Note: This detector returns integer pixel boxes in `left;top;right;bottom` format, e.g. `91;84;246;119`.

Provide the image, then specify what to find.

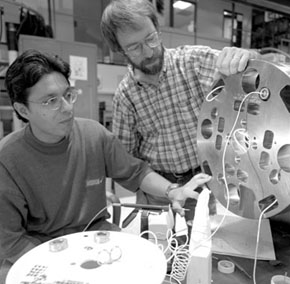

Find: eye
44;97;58;105
126;43;140;52
64;91;73;100
147;34;156;41
146;33;158;44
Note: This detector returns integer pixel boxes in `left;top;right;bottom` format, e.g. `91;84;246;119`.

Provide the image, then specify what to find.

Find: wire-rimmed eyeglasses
123;31;161;58
27;87;80;111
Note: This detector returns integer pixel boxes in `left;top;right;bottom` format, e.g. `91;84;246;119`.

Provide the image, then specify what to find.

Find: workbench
212;218;290;283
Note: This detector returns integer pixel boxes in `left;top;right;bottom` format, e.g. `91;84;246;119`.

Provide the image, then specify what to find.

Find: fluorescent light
173;1;192;10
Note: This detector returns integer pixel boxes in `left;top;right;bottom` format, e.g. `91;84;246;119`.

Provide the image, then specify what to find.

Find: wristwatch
165;183;180;199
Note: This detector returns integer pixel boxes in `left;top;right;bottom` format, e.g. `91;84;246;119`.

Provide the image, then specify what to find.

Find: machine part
217;260;235;274
197;59;290;219
94;231;110;244
49;237;68;252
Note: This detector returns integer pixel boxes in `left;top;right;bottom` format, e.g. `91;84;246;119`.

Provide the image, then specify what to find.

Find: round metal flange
197;59;290;219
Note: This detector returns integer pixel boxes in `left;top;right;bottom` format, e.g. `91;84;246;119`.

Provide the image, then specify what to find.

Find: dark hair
101;0;159;53
5;49;71;122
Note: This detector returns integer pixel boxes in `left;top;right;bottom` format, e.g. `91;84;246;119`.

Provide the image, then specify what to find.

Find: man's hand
216;47;260;76
169;173;211;216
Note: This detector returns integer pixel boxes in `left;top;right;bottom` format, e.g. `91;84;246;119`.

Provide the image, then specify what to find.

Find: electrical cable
194;90;261;251
83;86;267;283
82;204;110;232
242;91;279;284
140;226;191;283
233;128;250;153
252;199;278;284
145;87;260;283
205;85;280;283
205;85;225;102
259;47;290;61
139;230;159;245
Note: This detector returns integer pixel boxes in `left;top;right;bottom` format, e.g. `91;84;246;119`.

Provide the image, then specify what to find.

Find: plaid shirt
112;45;220;173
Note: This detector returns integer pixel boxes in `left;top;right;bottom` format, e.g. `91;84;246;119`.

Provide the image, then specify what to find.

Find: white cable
170;245;191;282
139;230;159;245
205;85;225;102
191;91;261;250
260;47;290;61
82;205;110;232
163;275;182;284
252;199;278;284
163;229;179;261
208;89;278;284
233;128;250;153
161;90;263;281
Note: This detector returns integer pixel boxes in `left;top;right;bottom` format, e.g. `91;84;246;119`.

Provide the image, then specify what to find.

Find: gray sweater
0;117;150;261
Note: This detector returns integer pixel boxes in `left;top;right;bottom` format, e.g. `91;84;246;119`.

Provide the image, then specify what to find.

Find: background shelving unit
0;57;12;139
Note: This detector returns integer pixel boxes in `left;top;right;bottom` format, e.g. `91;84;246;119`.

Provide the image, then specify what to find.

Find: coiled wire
170;244;191;282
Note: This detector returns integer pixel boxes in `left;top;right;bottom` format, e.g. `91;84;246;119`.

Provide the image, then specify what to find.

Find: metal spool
197;59;290;219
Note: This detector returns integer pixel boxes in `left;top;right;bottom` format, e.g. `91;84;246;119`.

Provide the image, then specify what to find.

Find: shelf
0;106;13;111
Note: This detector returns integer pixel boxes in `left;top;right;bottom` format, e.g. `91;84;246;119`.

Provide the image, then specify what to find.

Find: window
223;10;243;47
251;9;290;50
173;0;196;33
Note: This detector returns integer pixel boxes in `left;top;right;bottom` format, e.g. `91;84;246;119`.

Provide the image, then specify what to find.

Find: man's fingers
216;47;258;76
186;190;200;200
171;201;185;217
238;53;249;72
191;173;212;185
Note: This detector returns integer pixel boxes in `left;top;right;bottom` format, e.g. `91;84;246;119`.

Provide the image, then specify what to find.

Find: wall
97;63;127;116
161;27;195;48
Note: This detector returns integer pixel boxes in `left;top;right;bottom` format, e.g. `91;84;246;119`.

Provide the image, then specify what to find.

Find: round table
6;231;167;284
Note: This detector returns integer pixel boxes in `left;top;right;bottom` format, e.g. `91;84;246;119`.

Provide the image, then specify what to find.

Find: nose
60;97;73;112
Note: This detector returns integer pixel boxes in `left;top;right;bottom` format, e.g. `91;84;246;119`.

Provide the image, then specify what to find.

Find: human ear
13;102;29;120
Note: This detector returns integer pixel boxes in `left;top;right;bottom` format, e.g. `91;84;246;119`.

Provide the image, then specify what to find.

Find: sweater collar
24;124;70;154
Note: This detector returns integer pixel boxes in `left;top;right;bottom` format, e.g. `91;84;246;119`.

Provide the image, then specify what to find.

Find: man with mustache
100;0;260;237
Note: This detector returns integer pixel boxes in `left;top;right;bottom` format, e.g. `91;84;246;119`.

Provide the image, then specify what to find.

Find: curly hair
101;0;159;53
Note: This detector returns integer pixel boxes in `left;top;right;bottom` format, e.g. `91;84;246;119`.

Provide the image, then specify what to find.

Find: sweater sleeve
0;163;42;262
102;129;152;191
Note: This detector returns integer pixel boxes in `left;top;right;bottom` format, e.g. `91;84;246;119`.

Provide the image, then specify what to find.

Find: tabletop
6;230;167;284
211;218;290;284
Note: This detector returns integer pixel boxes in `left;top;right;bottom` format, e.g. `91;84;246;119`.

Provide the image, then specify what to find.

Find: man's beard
128;45;164;75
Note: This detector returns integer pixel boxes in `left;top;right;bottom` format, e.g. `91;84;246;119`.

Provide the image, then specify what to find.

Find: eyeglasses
28;87;80;111
123;31;161;57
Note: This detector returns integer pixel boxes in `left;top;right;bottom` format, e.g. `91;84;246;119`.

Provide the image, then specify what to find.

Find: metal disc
197;59;290;219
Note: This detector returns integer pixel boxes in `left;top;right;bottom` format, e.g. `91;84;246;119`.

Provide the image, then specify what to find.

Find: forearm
139;171;171;199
